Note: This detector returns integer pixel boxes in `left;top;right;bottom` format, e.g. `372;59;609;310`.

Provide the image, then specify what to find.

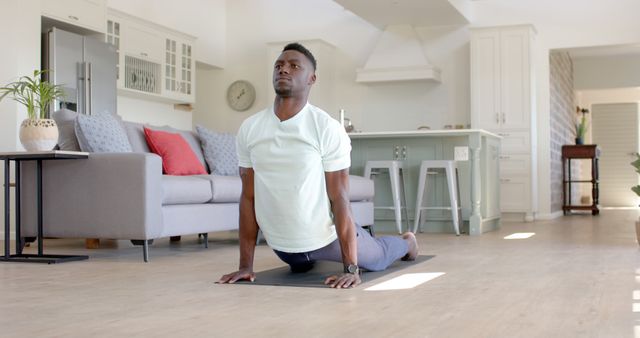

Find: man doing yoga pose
217;43;418;288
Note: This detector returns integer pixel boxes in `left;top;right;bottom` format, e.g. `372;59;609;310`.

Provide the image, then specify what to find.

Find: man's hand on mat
324;273;361;289
217;268;256;284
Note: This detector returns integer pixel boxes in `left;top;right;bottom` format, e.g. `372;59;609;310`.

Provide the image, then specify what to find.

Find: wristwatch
344;264;360;275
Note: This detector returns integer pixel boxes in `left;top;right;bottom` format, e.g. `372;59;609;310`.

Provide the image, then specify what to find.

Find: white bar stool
413;160;462;235
364;160;409;234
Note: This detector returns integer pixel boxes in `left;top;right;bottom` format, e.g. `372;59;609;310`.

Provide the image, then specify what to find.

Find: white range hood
335;0;472;83
356;24;441;83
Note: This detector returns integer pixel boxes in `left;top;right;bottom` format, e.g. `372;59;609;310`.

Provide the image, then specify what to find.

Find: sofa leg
170;236;181;242
201;233;208;248
85;238;100;249
143;241;149;262
130;239;153;262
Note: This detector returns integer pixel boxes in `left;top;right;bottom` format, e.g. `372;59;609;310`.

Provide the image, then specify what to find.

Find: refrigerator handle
84;62;91;115
87;62;93;116
77;62;85;115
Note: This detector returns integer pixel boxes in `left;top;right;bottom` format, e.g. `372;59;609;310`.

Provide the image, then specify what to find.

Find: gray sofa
19;121;375;261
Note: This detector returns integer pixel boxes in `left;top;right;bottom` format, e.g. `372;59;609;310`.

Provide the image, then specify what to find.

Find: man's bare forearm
238;194;258;270
331;196;358;266
326;169;358;267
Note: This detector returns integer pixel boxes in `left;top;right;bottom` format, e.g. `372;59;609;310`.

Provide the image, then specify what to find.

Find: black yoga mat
233;255;435;288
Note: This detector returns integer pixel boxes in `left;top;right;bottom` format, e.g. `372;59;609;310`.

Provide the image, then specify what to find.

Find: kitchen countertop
347;129;502;139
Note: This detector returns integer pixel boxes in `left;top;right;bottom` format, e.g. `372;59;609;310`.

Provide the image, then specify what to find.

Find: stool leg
413;164;428;233
446;164;460;236
399;168;410;233
364;164;373;179
389;163;403;234
456;168;463;234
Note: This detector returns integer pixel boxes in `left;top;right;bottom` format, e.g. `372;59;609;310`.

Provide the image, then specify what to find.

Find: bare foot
401;232;419;261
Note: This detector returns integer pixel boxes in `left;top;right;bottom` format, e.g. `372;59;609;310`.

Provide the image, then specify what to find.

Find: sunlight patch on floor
504;233;535;239
364;273;445;291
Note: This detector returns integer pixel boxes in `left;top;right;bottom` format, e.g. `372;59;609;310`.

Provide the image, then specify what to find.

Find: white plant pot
19;118;59;151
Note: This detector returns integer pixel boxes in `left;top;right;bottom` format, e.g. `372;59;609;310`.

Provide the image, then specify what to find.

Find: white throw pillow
74;111;132;153
196;125;239;176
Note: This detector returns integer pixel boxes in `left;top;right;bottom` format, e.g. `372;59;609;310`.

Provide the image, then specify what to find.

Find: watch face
345;264;359;274
227;80;256;112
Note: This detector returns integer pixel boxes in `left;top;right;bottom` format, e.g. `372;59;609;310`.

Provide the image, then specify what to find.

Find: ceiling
334;0;470;29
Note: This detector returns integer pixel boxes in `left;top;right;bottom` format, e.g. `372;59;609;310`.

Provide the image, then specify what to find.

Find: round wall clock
226;80;256;112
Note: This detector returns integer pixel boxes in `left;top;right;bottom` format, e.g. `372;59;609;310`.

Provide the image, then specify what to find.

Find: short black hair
282;42;317;71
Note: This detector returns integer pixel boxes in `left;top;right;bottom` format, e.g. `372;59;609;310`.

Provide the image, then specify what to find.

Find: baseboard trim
535;211;564;220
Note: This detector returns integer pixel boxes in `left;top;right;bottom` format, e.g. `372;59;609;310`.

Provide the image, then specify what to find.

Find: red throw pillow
143;127;207;175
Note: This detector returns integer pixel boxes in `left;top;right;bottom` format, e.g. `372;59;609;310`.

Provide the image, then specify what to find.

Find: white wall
471;0;640;219
192;0;640;218
0;0;41;237
193;0;471;135
117;95;192;130
574;54;640;90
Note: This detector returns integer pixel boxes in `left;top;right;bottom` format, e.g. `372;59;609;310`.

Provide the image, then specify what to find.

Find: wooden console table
562;145;600;215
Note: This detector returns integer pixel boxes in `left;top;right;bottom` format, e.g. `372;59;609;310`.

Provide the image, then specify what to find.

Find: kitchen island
349;130;501;235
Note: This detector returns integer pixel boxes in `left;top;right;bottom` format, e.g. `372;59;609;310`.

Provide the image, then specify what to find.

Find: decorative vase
575;137;584;145
19;118;59;151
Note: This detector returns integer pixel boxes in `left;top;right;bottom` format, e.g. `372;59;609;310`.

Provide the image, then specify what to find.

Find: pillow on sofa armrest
144;127;207;175
52;108;81;151
75;111;133;153
196;125;239;176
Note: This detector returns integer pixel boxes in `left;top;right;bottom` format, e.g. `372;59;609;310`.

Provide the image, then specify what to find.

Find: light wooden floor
1;209;639;338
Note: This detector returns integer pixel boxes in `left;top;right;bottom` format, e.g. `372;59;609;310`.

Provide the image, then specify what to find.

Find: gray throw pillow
52;108;80;151
75;111;133;153
196;125;239;176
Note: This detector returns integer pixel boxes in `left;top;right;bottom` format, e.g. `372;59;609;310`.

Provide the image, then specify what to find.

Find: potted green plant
631;153;640;245
575;107;589;145
0;69;65;151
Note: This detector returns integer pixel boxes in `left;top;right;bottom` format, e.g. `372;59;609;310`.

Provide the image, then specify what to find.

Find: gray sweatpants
273;225;409;272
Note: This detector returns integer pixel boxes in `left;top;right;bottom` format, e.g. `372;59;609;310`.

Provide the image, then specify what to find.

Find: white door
591;103;640;207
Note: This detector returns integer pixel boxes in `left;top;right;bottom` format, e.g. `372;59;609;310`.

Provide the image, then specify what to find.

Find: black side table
1;150;90;263
561;145;600;215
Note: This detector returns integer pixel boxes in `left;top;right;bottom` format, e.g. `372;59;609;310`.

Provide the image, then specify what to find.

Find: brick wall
549;52;579;212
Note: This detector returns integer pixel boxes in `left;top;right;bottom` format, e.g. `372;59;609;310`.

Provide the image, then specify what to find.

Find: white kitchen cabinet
164;35;195;103
122;21;164;63
106;17;122;87
471;25;536;220
106;9;195;103
471;25;534;131
41;0;106;33
500;175;531;212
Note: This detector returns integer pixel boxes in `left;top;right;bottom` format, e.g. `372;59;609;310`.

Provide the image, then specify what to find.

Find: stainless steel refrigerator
43;27;117;116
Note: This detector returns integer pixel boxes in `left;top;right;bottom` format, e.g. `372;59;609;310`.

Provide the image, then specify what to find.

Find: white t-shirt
236;103;351;253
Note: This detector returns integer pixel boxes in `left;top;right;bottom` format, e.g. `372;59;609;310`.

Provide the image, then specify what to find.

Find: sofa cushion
197;175;242;203
162;175;213;205
144;127;207;176
75;111;133;153
52;108;80;151
348;175;374;201
123;121;151;153
196;125;239;176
